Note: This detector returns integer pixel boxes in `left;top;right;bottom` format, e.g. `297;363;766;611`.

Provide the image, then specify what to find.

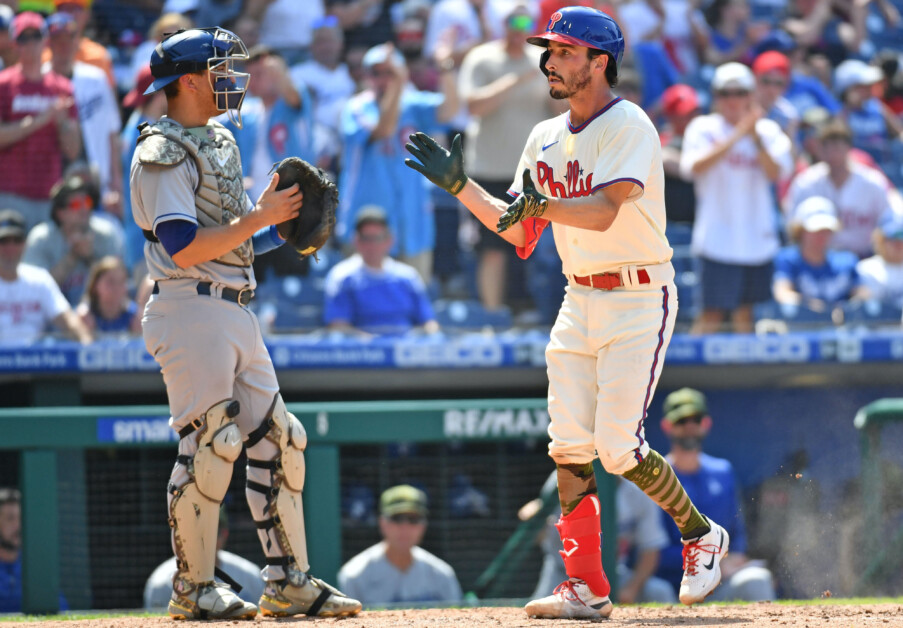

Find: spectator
143;506;264;609
659;84;699;225
45;12;123;220
325;0;397;51
337;42;458;281
656;389;777;602
75;255;141;336
523;471;677;605
290;16;356;143
127;12;194;100
834;59;903;163
856;212;903;309
618;0;710;78
0;488;69;613
23;174;124;305
232;47;316;204
680;62;793;334
337;485;462;606
0;12;81;231
875;49;903;116
785;117;894;258
250;0;324;65
457;3;552;312
0;209;91;346
44;0;116;87
324;206;438;337
0;6;15;71
703;0;771;66
773;196;866;314
120;64;167;283
752;51;800;145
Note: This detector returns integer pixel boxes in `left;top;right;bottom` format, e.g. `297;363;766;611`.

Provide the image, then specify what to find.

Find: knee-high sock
622;449;709;539
556;462;596;516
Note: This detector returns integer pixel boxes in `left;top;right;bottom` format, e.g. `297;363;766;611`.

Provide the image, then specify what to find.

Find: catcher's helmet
527;6;625;68
145;27;250;127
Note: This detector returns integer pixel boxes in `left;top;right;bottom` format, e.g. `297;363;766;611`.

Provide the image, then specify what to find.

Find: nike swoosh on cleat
703;530;724;570
542;141;559;151
590;601;611;610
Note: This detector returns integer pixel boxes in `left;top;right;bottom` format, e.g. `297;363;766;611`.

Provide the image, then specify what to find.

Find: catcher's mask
145;27;250;128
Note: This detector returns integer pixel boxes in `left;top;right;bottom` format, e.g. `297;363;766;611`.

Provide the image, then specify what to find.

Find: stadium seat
434;299;513;330
840;300;903;327
753;300;836;329
666;222;693;247
671;254;699;322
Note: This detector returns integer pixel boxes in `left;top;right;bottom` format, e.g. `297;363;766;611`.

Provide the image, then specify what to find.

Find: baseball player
129;27;361;620
405;7;729;619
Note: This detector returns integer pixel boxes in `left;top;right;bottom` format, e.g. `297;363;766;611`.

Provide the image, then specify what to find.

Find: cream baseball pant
545;280;678;475
142;279;288;577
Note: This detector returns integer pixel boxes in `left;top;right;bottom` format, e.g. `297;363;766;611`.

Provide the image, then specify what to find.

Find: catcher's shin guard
168;399;245;612
556;494;611;598
245;394;310;575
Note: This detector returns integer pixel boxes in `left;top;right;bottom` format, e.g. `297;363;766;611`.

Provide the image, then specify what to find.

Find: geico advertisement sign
78;342;159;370
394;341;503;367
702;336;812;363
443;407;549;438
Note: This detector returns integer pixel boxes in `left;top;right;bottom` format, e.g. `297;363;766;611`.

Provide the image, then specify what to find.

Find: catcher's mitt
272;157;337;260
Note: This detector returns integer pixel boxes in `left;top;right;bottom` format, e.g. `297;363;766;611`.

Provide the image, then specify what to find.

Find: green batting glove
404;132;468;196
497;169;548;233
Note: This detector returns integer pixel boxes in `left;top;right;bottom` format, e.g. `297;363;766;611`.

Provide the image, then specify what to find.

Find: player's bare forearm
457;180;526;247
171;211;268;268
541;181;633;232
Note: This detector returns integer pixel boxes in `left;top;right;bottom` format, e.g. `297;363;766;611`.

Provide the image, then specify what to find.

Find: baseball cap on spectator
362;42;406;70
663;388;708;424
793;196;840;233
380;485;428;517
162;0;200;14
0;210;27;240
834;59;882;94
752;51;790;78
355;205;389;232
817;117;853;144
124;65;155;109
0;6;14;34
47;12;77;36
11;12;47;40
880;212;903;240
661;84;699;116
54;0;91;7
711;62;755;92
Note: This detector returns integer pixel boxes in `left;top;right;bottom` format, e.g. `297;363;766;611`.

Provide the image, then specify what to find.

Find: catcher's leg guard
244;394;361;617
168;399;257;620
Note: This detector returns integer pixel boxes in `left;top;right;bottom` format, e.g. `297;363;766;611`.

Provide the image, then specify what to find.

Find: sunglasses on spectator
66;195;94;212
16;31;44;44
672;415;704;427
358;233;389;243
508;15;535;32
0;236;25;245
759;77;787;87
716;89;750;98
388;513;425;525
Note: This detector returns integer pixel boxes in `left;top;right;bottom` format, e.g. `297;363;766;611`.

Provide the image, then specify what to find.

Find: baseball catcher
271;157;336;260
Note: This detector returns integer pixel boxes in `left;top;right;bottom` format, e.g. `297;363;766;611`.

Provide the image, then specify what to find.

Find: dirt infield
12;603;903;627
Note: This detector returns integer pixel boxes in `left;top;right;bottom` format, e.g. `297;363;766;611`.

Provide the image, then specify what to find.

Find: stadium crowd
0;0;902;344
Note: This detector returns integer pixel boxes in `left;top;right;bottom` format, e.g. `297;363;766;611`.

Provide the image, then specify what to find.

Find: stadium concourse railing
0;399;618;615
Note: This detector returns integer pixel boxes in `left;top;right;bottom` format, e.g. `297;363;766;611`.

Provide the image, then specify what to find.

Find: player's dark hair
0;488;21;508
163;79;181;98
588;49;618;88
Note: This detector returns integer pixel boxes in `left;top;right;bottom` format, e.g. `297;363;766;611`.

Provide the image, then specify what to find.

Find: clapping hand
497;169;548;233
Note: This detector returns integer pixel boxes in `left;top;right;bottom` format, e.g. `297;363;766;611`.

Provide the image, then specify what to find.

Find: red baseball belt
572;269;651;290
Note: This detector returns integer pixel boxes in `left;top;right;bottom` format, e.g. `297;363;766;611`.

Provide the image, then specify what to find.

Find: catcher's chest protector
138;119;253;267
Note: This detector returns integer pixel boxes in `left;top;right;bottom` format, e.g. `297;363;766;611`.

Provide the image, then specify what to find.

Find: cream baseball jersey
506;97;672;275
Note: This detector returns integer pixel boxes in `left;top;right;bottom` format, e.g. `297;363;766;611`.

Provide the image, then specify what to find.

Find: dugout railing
0;399;618;615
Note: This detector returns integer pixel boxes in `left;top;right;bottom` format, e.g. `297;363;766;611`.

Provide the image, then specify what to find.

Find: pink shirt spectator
0;65;77;200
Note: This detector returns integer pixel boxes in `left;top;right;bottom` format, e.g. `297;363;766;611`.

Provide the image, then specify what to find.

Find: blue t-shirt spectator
656;453;747;592
324;254;436;336
338;88;446;258
0;556;68;613
773;245;861;304
785;74;841;117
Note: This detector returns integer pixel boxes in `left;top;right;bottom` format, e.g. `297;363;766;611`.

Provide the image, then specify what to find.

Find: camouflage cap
380;485;427;517
662;388;708;424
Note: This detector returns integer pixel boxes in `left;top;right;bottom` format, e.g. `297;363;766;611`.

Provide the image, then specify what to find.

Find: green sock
622;450;709;539
556;462;597;516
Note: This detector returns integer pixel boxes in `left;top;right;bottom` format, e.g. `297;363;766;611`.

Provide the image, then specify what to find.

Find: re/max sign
443;408;549;438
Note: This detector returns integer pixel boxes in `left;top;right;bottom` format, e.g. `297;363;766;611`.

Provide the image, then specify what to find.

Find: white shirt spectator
856;255;903;308
290;60;355;134
258;0;324;53
0;263;71;346
618;0;708;75
785;161;894;258
681;113;793;265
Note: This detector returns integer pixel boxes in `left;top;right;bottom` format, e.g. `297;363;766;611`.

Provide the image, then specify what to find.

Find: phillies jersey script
507;97;672;275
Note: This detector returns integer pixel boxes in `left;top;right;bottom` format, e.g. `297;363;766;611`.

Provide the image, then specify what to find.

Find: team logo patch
548;11;562;30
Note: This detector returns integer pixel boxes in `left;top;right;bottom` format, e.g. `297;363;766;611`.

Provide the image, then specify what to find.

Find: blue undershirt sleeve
155;219;198;257
252;224;285;255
